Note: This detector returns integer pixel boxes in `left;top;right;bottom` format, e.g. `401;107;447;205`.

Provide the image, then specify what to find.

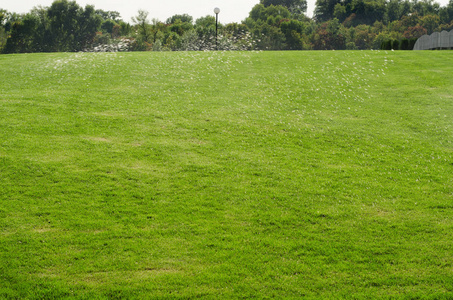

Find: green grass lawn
0;50;452;299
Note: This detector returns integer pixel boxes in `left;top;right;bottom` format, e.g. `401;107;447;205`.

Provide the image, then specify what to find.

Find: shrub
392;39;400;50
408;38;417;50
346;41;358;49
400;38;409;50
381;40;392;50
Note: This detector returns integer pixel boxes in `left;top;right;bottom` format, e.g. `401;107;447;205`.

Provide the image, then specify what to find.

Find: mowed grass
0;50;452;298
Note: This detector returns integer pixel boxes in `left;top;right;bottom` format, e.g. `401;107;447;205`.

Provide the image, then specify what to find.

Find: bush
408;38;417;50
400;38;409;50
392;39;400;50
381;40;392;50
152;39;162;51
346;41;358;50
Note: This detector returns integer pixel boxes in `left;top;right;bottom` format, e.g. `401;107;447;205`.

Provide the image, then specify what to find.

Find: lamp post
214;7;220;50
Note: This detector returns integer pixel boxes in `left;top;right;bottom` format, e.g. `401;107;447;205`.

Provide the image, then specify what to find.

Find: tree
29;6;52;52
166;14;193;24
47;0;101;52
101;19;118;35
333;3;348;22
387;0;407;22
438;0;453;23
280;19;307;49
3;0;102;53
412;0;440;16
248;4;292;22
252;23;287;49
95;9;121;23
418;14;440;33
260;0;308;15
3;15;38;53
403;25;427;38
119;21;132;36
348;0;387;25
132;9;152;48
76;4;102;50
0;9;9;50
350;24;375;49
194;16;217;50
48;0;80;51
3;7;52;53
314;0;341;22
312;18;346;49
0;9;7;26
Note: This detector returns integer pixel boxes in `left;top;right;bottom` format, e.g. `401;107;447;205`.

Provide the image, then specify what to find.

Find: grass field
0;50;452;298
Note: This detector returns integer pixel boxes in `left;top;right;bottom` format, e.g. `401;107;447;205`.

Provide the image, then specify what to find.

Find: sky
3;0;316;23
1;0;451;24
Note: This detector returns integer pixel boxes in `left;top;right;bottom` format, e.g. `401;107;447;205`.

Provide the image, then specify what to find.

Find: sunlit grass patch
0;50;452;298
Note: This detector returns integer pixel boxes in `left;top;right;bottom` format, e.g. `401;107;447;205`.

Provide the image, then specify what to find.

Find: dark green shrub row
381;38;417;50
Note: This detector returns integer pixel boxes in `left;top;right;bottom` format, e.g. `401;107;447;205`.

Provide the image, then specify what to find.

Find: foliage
419;14;441;33
260;0;308;15
1;0;453;53
47;0;101;52
312;18;346;49
381;38;392;49
399;37;409;49
2;0;102;53
95;9;121;23
131;9;152;48
314;0;339;22
280;19;307;49
403;25;428;39
166;14;193;25
0;9;7;49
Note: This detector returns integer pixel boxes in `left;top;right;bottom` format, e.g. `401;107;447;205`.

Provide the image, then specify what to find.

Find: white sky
4;0;309;23
1;0;450;24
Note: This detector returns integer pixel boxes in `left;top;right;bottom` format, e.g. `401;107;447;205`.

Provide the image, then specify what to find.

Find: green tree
47;0;101;51
351;24;375;49
48;0;80;51
252;23;287;49
260;0;308;15
387;0;410;22
95;9;121;23
418;14;440;33
349;0;387;25
132;9;152;49
438;0;453;23
166;14;193;24
314;0;341;22
0;9;9;50
412;0;440;16
194;16;217;50
312;18;346;49
29;6;52;52
74;4;102;51
247;4;291;22
280;19;307;49
403;25;427;38
119;21;132;36
3;14;38;53
195;15;216;28
333;3;347;21
101;19;118;35
169;19;193;36
3;6;54;53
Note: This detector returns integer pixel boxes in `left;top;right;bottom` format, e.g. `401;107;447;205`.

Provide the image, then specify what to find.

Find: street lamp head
214;7;220;14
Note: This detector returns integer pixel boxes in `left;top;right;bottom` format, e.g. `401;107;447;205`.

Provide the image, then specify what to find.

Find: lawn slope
0;50;452;298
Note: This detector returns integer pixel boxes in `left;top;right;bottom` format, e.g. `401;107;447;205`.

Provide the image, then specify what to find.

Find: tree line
1;0;453;53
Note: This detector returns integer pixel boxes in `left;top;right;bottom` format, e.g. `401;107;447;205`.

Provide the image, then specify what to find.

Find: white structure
414;29;453;50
